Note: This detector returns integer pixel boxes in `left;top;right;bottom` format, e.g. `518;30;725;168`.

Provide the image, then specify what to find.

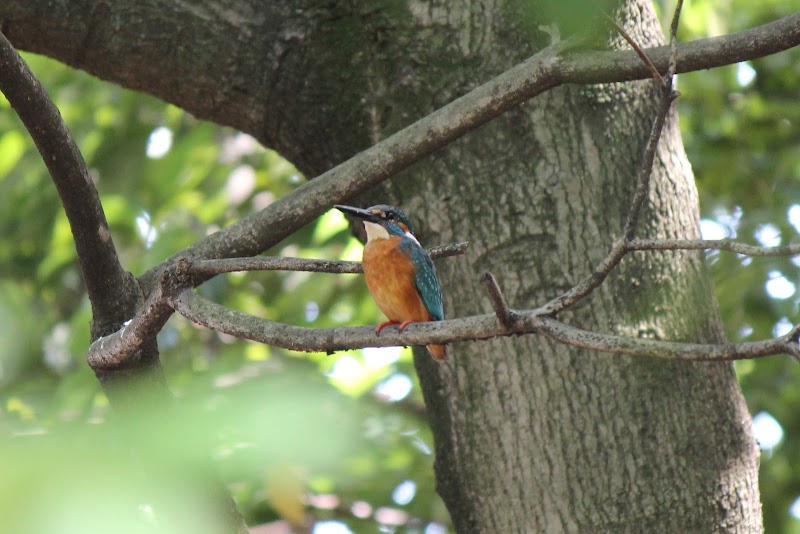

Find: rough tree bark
2;0;763;531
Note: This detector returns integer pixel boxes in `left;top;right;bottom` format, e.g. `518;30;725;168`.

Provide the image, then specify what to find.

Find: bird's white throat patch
364;221;390;241
363;221;420;245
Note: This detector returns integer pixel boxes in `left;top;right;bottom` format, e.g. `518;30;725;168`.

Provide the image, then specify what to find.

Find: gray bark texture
2;0;763;532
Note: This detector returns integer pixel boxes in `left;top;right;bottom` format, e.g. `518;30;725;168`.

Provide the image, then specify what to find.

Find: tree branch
482;272;515;329
624;0;682;240
6;4;796;146
137;12;800;292
92;225;800;369
622;89;679;240
563;10;799;84
627;239;800;256
87;241;468;369
184;242;469;277
86;277;175;370
606;16;665;87
0;30;137;334
167;286;798;362
668;0;686;76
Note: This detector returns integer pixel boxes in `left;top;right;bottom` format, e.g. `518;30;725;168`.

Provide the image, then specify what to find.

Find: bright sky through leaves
145;126;173;159
752;411;784;451
736;62;757;87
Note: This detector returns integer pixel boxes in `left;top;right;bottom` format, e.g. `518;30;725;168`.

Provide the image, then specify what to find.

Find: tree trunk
3;0;762;531
335;3;762;530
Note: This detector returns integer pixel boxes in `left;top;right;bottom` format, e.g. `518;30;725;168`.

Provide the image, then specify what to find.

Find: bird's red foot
375;320;401;334
397;320;414;332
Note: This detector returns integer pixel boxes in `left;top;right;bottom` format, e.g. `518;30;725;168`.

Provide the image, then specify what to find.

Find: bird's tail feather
426;344;448;361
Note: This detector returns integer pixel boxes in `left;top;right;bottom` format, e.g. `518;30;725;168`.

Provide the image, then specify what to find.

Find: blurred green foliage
1;1;799;532
0;52;442;533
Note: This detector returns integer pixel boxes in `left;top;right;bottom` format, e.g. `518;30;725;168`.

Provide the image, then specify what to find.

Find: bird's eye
386;212;396;221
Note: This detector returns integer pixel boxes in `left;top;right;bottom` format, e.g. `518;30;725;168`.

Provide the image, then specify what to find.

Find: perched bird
335;204;447;360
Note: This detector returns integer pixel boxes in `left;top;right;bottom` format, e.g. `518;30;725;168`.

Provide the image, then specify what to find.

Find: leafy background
676;1;800;532
1;0;799;532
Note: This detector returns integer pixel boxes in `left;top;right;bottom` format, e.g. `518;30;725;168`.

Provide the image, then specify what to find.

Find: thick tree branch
139;37;569;290
0;30;171;399
5;4;797;147
0;30;137;333
136;12;800;292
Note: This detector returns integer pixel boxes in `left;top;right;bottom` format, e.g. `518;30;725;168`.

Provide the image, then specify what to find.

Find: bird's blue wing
399;239;444;321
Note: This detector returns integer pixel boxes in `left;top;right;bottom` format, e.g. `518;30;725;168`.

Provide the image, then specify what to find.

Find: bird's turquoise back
398;239;444;322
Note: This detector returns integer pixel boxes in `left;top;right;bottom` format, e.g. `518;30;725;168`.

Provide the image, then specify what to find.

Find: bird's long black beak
334;204;379;222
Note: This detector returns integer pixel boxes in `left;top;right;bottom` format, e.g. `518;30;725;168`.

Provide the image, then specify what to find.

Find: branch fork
482;272;517;330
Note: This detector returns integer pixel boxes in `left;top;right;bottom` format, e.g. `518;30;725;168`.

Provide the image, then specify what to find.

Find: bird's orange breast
362;237;431;323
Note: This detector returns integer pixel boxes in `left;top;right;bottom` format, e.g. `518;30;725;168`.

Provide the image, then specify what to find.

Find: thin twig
532;315;789;362
482;272;514;329
185;242;469;277
181;237;800;282
429;242;470;260
783;342;800;361
190;257;363;276
624;0;685;242
538;239;628;315
540;83;678;316
668;0;685;77
606;16;665;86
627;239;800;256
622;88;678;241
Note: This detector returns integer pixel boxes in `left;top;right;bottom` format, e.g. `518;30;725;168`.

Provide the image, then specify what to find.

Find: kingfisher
335;204;447;360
